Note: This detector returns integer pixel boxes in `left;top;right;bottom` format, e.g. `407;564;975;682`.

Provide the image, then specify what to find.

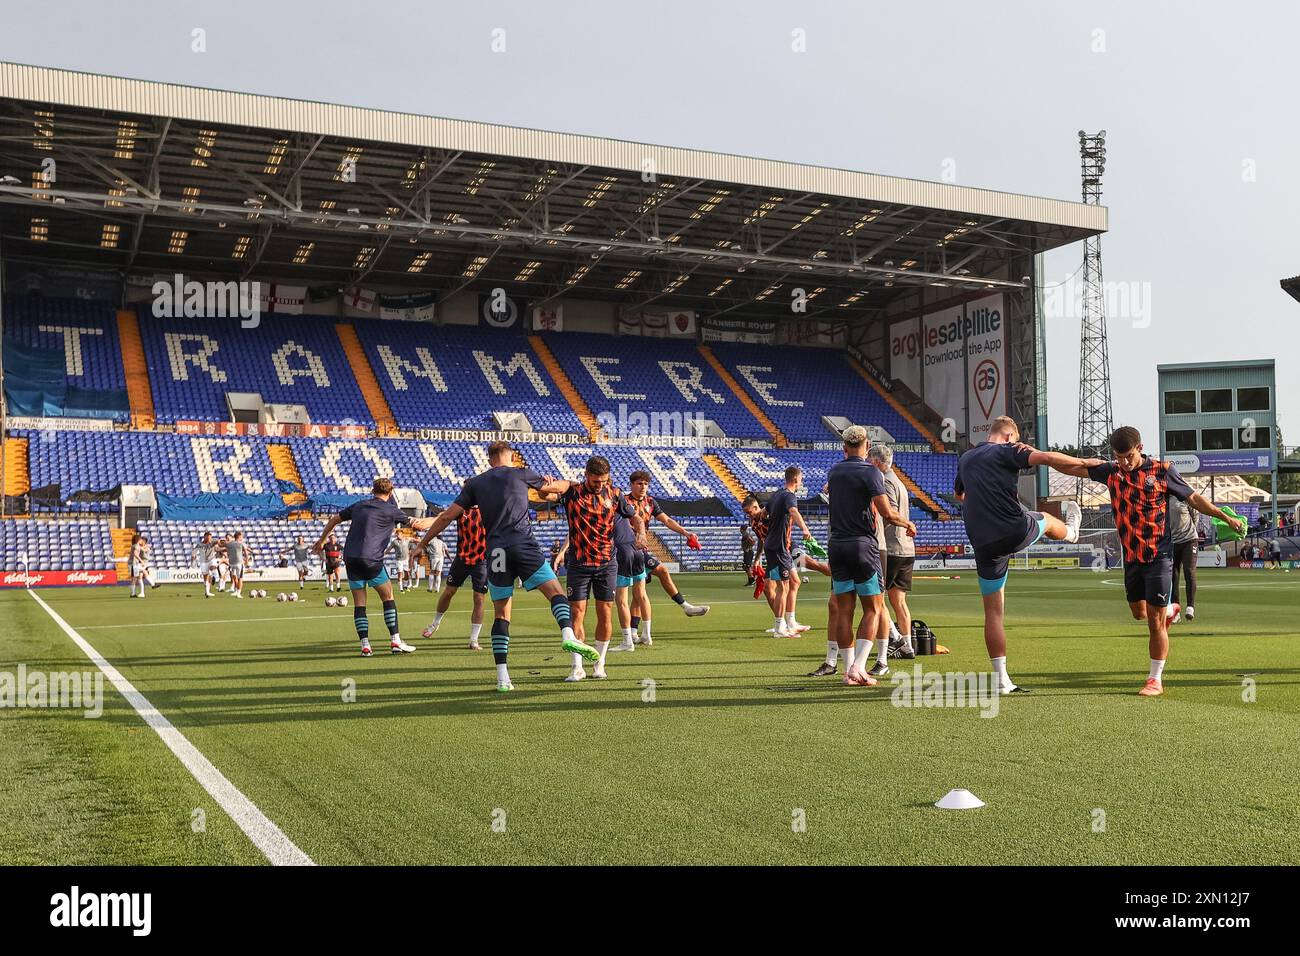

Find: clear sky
2;0;1296;447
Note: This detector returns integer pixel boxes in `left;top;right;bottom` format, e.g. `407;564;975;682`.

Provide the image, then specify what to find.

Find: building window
1200;388;1232;413
1165;429;1198;452
1201;427;1234;450
1164;390;1196;415
1240;425;1271;449
1237;386;1270;411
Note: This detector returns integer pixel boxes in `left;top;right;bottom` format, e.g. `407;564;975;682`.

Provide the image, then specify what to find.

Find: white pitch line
27;590;314;867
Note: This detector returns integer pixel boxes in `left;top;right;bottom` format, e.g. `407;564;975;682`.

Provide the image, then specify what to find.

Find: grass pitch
2;569;1297;866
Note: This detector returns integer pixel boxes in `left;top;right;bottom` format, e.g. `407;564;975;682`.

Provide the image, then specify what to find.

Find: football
337;595;348;607
276;593;287;603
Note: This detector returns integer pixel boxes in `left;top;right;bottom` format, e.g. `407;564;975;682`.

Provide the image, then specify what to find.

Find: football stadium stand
137;310;374;426
19;431;280;509
706;341;927;444
354;321;587;434
0;518;115;571
2;295;131;422
543;333;770;442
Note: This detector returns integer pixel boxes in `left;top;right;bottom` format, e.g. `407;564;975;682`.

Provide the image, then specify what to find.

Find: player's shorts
641;550;661;573
884;554;915;592
1124;557;1174;606
616;543;646;588
764;545;794;581
567;559;618;602
324;558;342;574
206;558;222;575
345;557;389;590
487;538;556;601
972;511;1047;595
227;562;245;579
447;556;488;594
828;537;883;596
295;561;311;576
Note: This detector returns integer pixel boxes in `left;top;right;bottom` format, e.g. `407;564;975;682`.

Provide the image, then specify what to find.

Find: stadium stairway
702;452;748;502
845;353;944;451
267;443;311;517
335;324;398;436
645;529;675;565
3;436;30;501
116;309;156;429
527;335;602;441
696;345;787;448
891;462;950;519
110;526;134;582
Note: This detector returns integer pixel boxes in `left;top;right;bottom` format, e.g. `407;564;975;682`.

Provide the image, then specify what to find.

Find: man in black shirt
314;477;435;657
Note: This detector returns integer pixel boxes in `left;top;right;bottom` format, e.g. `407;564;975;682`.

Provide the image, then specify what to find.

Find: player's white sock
889;622;902;641
571;651;584;669
875;637;888;665
839;645;856;670
641;620;651;642
1149;659;1167;681
469;622;483;642
775;616;785;632
784;612;796;629
623;626;635;643
496;663;510;683
204;581;211;596
596;640;609;664
855;637;868;660
825;640;838;665
561;625;577;644
991;656;1013;691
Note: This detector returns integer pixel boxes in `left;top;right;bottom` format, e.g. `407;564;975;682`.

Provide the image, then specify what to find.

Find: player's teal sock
549;594;572;631
631;615;641;631
671;593;686;605
353;606;369;641
491;619;510;664
382;599;398;637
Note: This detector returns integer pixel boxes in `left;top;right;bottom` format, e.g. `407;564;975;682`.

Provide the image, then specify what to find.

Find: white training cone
935;789;985;810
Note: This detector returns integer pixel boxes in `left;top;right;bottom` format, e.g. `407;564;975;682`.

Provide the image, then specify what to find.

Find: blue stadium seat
355;321;585;433
137;310;373;425
706;341;925;443
543;333;768;440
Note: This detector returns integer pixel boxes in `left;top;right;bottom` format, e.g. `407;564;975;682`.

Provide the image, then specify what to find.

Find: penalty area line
27;589;314;866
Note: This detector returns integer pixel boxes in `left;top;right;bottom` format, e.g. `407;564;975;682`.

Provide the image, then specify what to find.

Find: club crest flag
532;304;563;332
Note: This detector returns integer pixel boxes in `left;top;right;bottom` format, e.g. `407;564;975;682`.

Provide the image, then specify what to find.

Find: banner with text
889;293;1007;442
700;317;776;345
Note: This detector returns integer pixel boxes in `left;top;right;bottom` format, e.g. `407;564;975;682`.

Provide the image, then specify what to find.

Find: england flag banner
257;283;307;314
344;287;378;313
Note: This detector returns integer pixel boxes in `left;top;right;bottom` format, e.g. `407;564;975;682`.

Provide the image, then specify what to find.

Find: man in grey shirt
1167;495;1199;622
281;535;313;591
869;443;916;658
388;533;413;593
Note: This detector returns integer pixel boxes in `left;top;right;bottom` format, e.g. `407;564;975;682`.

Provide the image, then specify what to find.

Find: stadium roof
1282;275;1300;305
0;62;1106;320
